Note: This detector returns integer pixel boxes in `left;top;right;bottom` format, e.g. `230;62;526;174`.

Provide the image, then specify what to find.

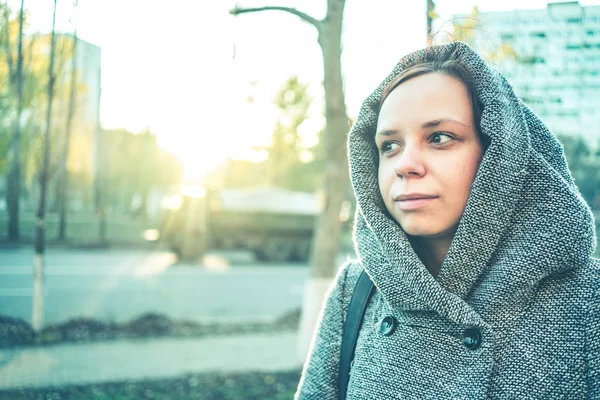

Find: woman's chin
402;223;458;240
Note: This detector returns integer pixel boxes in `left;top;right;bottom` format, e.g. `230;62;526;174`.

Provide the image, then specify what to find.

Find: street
0;247;324;326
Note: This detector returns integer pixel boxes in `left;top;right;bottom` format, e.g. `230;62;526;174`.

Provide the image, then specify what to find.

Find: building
67;34;102;136
455;1;600;145
34;33;102;211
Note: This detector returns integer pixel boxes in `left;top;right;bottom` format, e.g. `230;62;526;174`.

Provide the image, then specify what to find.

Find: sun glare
153;95;279;182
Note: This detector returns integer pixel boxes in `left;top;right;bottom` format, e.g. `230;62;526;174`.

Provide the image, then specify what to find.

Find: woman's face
376;72;484;240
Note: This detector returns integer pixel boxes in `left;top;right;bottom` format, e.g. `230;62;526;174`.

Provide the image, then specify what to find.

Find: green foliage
267;76;314;188
0;127;9;174
1;3;102;212
103;128;183;212
450;8;516;64
209;76;324;192
451;6;479;44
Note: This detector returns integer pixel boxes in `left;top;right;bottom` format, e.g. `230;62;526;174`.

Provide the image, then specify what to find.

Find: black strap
338;269;376;400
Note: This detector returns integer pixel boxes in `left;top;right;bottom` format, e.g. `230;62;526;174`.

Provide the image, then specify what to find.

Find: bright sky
11;0;600;179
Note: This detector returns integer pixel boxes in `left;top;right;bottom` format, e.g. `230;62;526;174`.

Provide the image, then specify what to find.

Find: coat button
462;327;482;350
379;316;397;336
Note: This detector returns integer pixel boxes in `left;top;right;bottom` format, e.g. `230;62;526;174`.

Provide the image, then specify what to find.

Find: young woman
295;42;599;399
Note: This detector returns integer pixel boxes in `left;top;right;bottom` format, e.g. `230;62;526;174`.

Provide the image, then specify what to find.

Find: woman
295;42;599;399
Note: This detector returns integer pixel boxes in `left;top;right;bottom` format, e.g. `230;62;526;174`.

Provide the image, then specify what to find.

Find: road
0;246;344;326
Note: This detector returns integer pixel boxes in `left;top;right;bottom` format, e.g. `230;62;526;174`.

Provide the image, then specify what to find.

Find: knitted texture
295;42;599;399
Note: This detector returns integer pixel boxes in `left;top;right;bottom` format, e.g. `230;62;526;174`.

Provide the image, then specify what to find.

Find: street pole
32;0;58;332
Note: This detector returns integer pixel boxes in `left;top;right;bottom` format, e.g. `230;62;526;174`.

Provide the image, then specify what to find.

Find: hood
348;42;596;326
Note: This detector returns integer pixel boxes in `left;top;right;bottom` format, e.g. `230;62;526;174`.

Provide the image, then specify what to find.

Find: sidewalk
0;331;301;390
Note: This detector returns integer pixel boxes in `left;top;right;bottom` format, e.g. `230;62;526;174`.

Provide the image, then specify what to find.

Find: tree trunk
229;0;350;362
298;0;349;361
58;26;79;241
312;0;348;279
32;0;58;332
94;69;106;244
6;0;25;241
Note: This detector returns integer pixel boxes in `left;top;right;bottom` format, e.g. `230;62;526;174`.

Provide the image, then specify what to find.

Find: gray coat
295;42;600;399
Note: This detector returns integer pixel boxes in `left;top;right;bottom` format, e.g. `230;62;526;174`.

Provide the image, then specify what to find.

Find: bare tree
58;0;79;241
94;70;106;244
5;0;25;241
230;0;350;360
32;0;58;332
427;0;435;43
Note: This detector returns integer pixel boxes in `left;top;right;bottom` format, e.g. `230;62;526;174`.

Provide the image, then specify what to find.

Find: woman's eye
380;141;398;154
430;132;453;145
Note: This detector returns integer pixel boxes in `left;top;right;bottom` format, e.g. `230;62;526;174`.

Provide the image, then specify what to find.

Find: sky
10;0;600;179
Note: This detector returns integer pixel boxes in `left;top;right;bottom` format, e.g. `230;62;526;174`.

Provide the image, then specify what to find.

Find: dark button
462;327;482;350
379;316;397;336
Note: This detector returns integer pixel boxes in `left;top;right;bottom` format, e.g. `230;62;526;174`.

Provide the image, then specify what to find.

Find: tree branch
230;6;321;30
2;7;15;87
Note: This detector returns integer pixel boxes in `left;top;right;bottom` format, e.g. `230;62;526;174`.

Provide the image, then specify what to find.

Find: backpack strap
338;268;376;400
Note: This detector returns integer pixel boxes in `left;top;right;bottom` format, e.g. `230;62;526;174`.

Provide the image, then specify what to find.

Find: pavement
0;247;312;325
0;247;351;392
0;331;302;390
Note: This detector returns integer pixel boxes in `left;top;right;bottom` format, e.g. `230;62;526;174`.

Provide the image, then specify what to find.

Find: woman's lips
395;196;438;211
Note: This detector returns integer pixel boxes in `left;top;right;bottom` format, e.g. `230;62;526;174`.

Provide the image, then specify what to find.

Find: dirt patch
0;309;301;348
0;369;302;400
0;316;35;347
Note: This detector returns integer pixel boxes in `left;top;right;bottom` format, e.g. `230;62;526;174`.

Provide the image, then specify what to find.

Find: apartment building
457;1;600;145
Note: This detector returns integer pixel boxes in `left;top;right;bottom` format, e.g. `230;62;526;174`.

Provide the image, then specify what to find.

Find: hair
378;53;490;150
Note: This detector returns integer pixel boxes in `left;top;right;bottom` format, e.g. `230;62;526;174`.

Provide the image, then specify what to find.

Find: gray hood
348;42;596;326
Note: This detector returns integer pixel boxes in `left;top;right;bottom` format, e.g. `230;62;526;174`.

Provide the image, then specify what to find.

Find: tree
3;0;25;241
102;128;183;213
205;77;322;192
426;0;438;44
32;0;57;332
26;33;82;193
231;0;350;360
451;6;479;44
451;7;516;64
558;135;600;210
2;5;82;220
57;0;79;241
265;75;323;190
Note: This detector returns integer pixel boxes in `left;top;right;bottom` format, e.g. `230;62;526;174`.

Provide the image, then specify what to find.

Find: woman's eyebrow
375;129;399;137
376;118;469;137
422;117;468;129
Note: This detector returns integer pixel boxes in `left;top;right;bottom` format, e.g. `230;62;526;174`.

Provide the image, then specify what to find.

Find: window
585;15;600;24
521;56;546;65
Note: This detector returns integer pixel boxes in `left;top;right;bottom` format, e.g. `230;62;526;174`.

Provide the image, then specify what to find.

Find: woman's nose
393;146;425;178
